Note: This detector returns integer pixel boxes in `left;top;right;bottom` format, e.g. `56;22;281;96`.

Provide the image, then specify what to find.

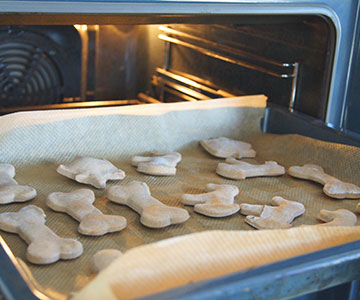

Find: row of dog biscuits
1;136;360;265
0;164;83;264
199;137;360;228
56;153;182;190
201;137;360;199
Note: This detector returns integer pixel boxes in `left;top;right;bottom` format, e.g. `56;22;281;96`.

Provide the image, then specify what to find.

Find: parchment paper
0;95;360;298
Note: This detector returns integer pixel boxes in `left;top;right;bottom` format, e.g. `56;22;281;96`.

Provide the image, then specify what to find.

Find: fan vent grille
0;41;63;107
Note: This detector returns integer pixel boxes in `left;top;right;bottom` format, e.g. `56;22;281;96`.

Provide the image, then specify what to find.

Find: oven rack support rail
158;25;299;109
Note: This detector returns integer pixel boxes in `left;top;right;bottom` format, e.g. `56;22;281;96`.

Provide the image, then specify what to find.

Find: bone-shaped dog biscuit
107;181;189;228
317;209;357;226
0;164;37;204
240;196;305;229
217;159;285;180
57;156;125;189
181;184;240;217
131;152;182;176
200;137;256;159
47;189;127;236
92;249;123;273
0;205;83;264
288;164;360;199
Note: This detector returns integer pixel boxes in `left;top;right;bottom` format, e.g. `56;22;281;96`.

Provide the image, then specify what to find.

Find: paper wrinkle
0;95;266;133
74;227;360;300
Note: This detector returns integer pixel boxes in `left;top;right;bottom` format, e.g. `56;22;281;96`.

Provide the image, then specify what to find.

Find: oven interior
0;15;335;124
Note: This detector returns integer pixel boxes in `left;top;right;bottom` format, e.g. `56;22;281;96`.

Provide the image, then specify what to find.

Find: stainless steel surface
157;33;294;79
289;62;299;111
0;100;141;114
159;25;292;71
156;68;237;99
155;76;207;100
137;92;161;103
0;237;50;300
163;86;198;102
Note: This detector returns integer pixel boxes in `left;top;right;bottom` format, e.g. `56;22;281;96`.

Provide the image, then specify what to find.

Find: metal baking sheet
0;95;360;299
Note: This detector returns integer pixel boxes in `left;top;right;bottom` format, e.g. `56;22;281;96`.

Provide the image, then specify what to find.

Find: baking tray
1;95;360;299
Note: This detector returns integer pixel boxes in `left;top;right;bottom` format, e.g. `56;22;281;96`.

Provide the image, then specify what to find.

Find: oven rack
148;68;239;102
158;25;299;109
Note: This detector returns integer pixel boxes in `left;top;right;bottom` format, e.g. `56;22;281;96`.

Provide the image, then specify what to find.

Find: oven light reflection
74;24;88;31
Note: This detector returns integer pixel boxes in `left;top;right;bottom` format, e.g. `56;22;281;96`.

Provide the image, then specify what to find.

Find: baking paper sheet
0;95;360;298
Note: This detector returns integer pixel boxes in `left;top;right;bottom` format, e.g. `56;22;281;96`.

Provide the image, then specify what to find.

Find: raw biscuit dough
200;137;256;159
57;156;125;189
47;189;127;236
0;163;37;204
288;164;360;199
0;205;83;264
131;152;181;176
240;196;305;229
107;181;189;228
217;159;285;180
181;183;240;217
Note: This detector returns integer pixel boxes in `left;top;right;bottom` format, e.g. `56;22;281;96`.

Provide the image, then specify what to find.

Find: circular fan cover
0;39;63;107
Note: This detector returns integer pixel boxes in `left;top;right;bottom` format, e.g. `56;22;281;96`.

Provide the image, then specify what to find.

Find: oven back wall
88;24;163;101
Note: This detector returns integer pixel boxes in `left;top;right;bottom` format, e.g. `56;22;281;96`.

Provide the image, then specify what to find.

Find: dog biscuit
217;159;285;180
241;196;305;229
0;205;83;264
288;164;360;199
47;189;127;236
317;209;357;226
107;181;189;228
0;164;37;204
181;183;240;217
200;137;256;159
131;152;181;176
57;156;125;189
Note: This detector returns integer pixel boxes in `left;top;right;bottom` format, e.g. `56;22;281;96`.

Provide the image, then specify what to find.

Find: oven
1;1;360;300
